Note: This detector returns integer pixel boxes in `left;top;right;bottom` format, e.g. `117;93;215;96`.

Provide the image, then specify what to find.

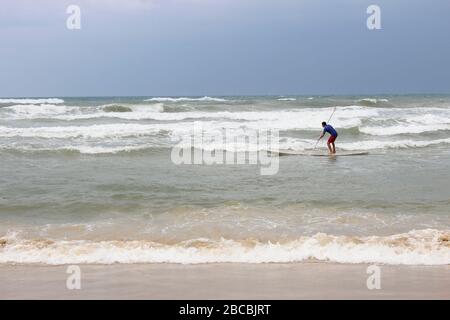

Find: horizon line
1;93;450;99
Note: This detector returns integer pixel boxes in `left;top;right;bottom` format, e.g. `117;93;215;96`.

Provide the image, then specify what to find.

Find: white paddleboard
269;149;369;157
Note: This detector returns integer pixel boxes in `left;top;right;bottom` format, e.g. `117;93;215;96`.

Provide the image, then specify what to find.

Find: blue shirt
323;124;338;137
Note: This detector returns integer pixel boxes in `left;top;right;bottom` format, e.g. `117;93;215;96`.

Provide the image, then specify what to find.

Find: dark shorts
328;135;337;144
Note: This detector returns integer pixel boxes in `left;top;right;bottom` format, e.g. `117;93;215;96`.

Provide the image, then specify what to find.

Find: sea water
0;95;449;264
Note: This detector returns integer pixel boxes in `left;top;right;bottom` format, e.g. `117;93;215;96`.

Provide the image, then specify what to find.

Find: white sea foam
145;96;228;102
406;113;450;125
2;106;376;129
277;98;297;101
210;137;450;153
0;229;448;265
338;138;450;150
0;98;64;104
1;123;449;153
360;123;450;136
1;103;165;120
0;114;364;139
358;98;389;104
3;136;448;154
195;136;450;153
7;104;449;134
2;104;80;118
53;145;151;154
54;110;363;124
0;123;166;139
1;103;449;152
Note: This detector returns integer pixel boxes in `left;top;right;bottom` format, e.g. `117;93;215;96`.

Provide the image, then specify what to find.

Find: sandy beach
2;0;450;302
1;263;448;300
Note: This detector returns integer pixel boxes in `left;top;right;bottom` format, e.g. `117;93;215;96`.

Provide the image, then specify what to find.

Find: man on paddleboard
318;122;338;154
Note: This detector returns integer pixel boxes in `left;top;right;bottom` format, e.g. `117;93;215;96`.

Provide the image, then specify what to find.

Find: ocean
0;95;449;265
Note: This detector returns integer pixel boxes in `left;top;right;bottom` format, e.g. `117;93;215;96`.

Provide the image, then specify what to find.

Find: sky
1;0;449;97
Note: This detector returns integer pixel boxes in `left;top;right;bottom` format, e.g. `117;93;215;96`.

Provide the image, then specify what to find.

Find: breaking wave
1;101;449;153
338;138;450;150
2;137;449;155
2;104;79;118
0;229;448;265
356;98;390;106
360;124;450;136
277;98;297;101
144;96;228;102
0;98;64;104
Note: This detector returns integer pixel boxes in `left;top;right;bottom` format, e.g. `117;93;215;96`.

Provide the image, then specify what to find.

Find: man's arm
318;132;324;140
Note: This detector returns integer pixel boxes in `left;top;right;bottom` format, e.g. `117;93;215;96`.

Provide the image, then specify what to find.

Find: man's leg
331;142;336;153
327;142;333;153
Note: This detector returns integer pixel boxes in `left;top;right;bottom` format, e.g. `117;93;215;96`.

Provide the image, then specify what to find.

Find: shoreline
1;262;449;299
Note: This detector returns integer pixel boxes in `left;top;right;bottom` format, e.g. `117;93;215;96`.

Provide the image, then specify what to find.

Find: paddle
313;106;337;150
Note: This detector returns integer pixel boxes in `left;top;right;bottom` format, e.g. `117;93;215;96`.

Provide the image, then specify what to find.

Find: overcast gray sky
1;0;449;97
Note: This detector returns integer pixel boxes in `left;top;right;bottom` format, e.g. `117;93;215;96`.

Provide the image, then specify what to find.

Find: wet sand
1;263;449;299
